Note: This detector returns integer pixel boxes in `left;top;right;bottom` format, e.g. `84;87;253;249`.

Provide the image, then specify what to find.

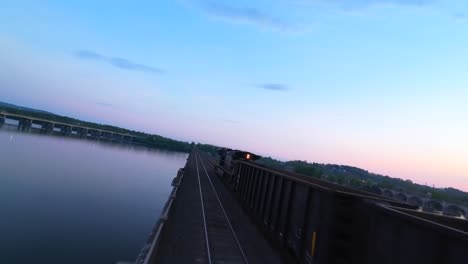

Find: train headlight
246;153;251;160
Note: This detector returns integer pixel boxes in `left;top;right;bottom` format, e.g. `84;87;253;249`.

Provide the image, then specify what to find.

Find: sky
1;0;468;191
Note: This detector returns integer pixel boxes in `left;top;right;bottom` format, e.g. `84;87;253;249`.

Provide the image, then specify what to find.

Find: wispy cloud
76;50;104;60
298;0;435;9
194;0;436;33
96;102;113;107
198;1;299;32
454;12;468;20
256;83;289;91
74;50;164;74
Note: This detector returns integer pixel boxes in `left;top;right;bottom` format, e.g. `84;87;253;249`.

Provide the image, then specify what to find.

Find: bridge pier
41;122;54;133
53;124;67;135
18;118;32;131
0;114;5;125
71;126;79;136
80;128;88;138
113;134;124;143
99;131;106;140
123;135;133;144
62;125;72;135
52;123;59;133
88;129;98;139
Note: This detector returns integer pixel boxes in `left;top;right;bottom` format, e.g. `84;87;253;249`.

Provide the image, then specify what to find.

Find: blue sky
1;0;468;190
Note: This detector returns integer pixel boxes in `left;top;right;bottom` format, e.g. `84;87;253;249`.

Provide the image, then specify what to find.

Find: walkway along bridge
134;150;468;264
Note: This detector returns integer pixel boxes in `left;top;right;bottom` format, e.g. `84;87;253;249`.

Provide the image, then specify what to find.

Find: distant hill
0;100;219;154
257;157;468;207
0;101;51;114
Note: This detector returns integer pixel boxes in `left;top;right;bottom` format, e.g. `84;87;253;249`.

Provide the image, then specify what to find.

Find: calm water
0;126;188;264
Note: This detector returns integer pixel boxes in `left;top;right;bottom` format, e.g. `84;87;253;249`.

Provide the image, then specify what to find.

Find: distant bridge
0;112;137;143
380;188;467;218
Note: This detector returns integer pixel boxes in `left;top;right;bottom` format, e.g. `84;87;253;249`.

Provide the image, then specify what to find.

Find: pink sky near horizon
1;12;468;193
245;140;468;192
3;69;467;192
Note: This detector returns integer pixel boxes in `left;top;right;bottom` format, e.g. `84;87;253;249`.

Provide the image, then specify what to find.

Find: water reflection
0;125;188;264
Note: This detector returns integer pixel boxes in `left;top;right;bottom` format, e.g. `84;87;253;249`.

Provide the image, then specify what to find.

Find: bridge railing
134;168;185;264
218;160;468;264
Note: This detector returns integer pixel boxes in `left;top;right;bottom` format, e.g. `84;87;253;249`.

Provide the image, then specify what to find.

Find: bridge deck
0;112;132;137
152;151;284;264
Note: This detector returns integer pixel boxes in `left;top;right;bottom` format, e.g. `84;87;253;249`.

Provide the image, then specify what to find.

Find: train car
216;158;468;264
216;148;261;181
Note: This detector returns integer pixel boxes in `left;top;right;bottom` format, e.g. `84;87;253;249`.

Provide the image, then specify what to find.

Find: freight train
214;148;468;264
216;148;260;185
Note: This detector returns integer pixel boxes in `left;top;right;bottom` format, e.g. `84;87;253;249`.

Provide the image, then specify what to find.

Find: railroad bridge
380;188;468;217
0;112;136;143
3;114;467;263
133;150;468;264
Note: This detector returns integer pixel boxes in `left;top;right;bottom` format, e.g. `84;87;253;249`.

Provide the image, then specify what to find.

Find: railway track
195;152;248;264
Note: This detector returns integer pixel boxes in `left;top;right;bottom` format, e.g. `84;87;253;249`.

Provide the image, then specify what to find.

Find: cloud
256;83;289;91
194;0;435;32
300;0;434;9
199;1;298;32
96;102;113;107
454;12;468;20
74;50;163;74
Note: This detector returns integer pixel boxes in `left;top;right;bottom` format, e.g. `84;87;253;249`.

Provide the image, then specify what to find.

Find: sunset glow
1;0;468;190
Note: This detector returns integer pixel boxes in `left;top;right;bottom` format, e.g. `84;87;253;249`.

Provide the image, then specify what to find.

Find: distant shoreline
0;101;219;155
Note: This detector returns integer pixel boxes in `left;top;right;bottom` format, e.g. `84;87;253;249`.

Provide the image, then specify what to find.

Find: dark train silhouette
218;148;260;165
214;148;468;264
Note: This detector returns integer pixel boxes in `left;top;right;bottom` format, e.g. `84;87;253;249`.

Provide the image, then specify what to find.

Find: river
0;125;188;264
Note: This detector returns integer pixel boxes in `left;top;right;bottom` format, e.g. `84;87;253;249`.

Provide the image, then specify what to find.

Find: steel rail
195;153;213;264
197;152;249;264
